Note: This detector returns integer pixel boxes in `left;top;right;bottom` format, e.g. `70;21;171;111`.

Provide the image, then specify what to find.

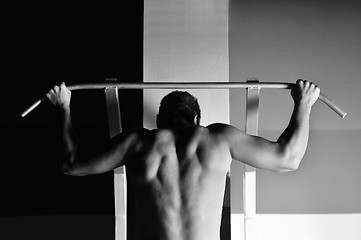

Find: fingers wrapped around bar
46;82;71;109
293;79;320;107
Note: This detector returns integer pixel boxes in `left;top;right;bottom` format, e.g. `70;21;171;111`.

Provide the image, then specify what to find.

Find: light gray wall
143;0;230;129
229;0;361;214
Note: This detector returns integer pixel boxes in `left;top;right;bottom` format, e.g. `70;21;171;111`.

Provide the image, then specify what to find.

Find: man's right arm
209;80;320;172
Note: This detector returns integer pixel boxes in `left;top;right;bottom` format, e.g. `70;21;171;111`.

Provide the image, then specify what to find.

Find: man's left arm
47;82;143;176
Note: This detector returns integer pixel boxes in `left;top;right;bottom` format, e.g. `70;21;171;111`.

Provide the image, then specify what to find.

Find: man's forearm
277;103;311;169
60;107;80;171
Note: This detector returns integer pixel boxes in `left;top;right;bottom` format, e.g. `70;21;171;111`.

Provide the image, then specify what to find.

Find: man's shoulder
206;123;246;141
121;128;151;143
206;123;233;134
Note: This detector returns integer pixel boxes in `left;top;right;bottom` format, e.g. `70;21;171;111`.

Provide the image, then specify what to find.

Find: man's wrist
294;103;311;121
58;105;71;113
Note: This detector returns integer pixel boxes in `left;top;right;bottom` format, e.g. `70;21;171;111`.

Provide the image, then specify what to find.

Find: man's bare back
47;80;319;240
127;127;231;240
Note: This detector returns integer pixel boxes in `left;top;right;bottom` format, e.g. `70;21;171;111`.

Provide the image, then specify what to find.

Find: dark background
1;2;144;239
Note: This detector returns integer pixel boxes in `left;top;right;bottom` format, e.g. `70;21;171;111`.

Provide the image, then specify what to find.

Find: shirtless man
47;79;319;240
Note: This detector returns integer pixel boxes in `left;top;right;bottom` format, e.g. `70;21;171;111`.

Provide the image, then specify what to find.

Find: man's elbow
62;152;89;176
274;160;299;172
62;162;75;175
62;162;86;176
276;148;301;172
282;159;300;172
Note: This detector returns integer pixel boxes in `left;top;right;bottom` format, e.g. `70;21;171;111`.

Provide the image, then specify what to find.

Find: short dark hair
157;91;201;128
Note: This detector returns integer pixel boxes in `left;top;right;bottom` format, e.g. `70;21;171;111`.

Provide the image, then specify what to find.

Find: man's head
157;91;201;129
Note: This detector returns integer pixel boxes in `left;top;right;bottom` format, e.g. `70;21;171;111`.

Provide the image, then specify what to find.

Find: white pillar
104;82;127;240
244;80;260;240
